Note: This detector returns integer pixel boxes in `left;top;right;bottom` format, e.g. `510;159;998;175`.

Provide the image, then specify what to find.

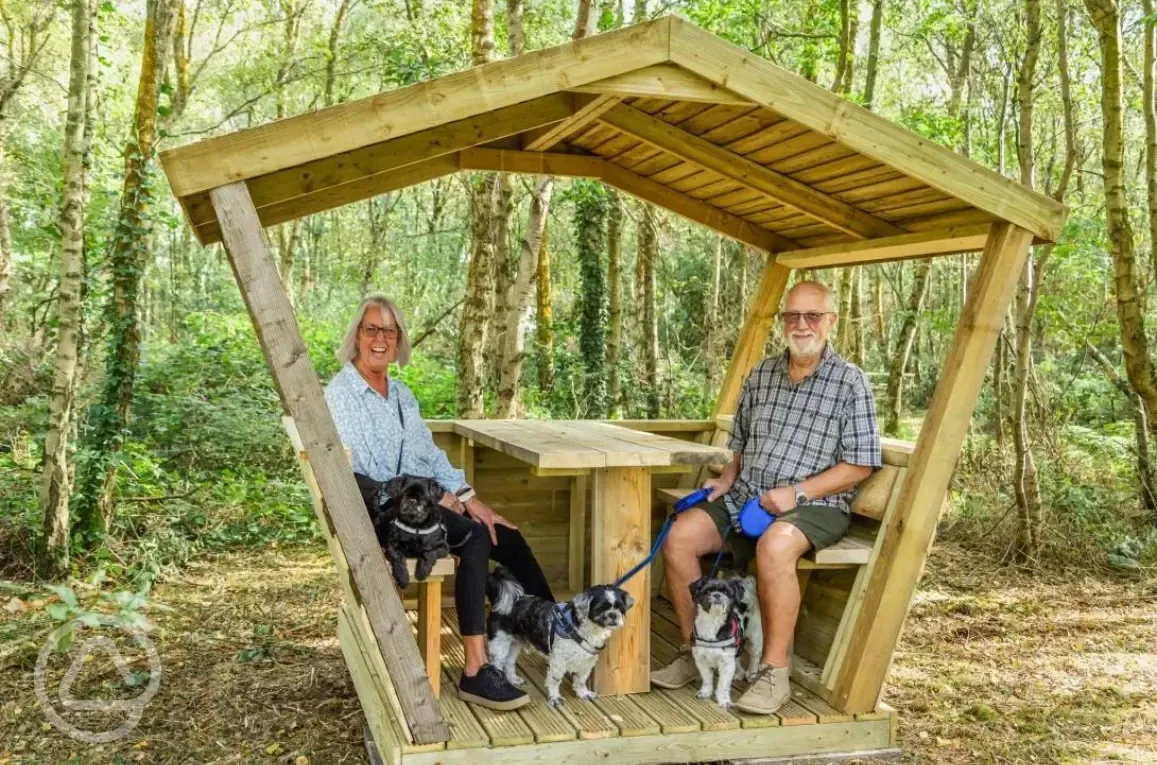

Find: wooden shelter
160;15;1064;765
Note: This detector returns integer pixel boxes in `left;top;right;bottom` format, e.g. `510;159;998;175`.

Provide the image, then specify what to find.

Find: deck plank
517;649;620;740
628;688;701;733
436;669;493;750
592;694;662;737
791;685;855;723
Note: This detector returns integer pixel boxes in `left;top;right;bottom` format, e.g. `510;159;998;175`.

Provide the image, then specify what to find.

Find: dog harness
390;519;444;536
691;611;743;650
550;602;603;656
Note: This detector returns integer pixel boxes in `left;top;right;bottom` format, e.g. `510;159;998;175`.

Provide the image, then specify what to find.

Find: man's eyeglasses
361;324;399;340
779;311;834;327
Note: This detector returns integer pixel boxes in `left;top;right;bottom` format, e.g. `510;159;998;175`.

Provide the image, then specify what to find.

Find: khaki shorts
698;498;850;572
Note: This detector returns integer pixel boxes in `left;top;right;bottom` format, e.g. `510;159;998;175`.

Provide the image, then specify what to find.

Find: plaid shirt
726;344;882;520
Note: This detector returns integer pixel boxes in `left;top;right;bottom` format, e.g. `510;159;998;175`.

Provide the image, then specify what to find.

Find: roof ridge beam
599;102;905;240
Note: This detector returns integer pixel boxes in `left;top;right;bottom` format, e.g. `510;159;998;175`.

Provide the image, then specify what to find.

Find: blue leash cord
613;488;732;588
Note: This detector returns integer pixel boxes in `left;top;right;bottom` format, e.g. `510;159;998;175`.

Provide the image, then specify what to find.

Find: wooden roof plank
599;103;904;239
669;17;1066;241
523;94;621;152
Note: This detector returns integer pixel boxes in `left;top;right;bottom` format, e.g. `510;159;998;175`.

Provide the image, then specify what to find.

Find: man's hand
759;486;797;515
439;492;466;514
703;476;733;502
465;496;517;545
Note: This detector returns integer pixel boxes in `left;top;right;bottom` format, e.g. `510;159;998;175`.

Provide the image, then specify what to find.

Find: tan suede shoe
651;646;697;689
734;664;791;715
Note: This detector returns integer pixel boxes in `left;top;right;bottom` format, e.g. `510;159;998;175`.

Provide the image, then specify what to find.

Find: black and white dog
369;475;450;588
689;575;763;708
487;566;634;706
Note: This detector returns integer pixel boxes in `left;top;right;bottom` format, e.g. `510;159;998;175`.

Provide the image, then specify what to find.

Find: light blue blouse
323;362;469;495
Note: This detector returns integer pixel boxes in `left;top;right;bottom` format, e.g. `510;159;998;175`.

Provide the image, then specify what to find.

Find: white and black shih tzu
486;566;634;707
689;575;763;708
370;474;450;588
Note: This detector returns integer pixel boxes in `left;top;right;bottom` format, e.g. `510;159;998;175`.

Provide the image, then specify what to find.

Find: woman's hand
464;496;517;545
440;492;466;514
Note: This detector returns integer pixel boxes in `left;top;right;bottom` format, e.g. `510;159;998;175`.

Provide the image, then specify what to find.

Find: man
651;280;881;715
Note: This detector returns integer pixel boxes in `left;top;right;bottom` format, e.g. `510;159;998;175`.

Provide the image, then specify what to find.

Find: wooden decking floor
380;597;897;764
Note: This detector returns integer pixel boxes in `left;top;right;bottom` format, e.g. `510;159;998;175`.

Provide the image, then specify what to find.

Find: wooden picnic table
450;419;731;696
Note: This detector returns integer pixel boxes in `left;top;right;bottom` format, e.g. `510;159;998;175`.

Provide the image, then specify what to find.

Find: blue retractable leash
612;489;776;588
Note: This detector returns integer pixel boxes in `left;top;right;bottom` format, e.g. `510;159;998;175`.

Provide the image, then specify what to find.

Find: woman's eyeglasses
779;311;834;327
361;324;399;340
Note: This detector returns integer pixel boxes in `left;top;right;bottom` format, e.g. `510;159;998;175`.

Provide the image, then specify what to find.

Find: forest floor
1;541;1154;765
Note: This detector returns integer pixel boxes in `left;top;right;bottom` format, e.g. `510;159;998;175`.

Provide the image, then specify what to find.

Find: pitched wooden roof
161;16;1064;265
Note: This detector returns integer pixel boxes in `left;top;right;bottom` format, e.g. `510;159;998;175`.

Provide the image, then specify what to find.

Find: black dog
369;475;450;588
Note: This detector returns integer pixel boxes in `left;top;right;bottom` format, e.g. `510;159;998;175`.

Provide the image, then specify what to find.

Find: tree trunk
324;0;355;107
704;234;723;403
73;0;177;544
639;203;660;418
0;155;12;325
1085;0;1157;445
495;177;552;417
457;0;498;417
861;0;883;109
576;181;609;418
574;0;597;38
39;0;92;577
850;266;865;366
606;189;624;417
535;218;555;392
883;259;931;436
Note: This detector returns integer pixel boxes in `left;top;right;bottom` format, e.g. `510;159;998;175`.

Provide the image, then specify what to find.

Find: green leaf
47;584;78;607
45;603;71;621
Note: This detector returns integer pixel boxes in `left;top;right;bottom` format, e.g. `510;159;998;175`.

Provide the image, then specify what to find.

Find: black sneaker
458;664;530;711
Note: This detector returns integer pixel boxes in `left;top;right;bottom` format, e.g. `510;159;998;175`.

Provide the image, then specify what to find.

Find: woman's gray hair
338;295;412;367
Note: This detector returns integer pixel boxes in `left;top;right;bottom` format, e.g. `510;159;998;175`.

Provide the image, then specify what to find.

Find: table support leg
591;466;651;695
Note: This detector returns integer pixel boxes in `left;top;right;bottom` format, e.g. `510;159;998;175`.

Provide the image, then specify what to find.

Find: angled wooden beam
711;257;792;418
161;17;672;198
459;148;792;252
599;103;905;240
183;93;576;234
776;224;993;269
459;148;604;177
523;94;620;152
194;154;460;245
571;62;756;105
827;223;1034;713
209;181;447;742
600;162;794;253
669;17;1066;242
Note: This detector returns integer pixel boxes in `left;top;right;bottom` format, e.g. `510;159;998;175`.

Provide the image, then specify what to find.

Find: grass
1;541;1154;764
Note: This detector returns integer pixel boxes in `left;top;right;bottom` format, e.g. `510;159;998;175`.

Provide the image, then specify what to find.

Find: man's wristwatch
793;485;808;507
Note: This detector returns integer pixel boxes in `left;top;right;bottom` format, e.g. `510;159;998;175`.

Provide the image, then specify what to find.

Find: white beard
787;333;824;360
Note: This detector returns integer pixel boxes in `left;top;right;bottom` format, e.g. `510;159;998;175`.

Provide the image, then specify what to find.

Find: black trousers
356;476;554;636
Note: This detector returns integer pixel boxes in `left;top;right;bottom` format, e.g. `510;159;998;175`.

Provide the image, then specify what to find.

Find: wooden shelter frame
162;15;1062;754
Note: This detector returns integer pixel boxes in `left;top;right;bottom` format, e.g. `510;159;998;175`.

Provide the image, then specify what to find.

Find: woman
324;295;553;712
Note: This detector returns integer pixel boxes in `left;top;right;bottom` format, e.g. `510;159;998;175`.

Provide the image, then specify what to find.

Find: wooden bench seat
655;487;875;567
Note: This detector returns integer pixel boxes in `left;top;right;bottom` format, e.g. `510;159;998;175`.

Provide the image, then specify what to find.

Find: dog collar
391;519;443;536
550;602;603;656
691;612;743;650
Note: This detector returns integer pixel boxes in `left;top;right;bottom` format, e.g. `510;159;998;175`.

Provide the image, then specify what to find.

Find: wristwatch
793;484;808;507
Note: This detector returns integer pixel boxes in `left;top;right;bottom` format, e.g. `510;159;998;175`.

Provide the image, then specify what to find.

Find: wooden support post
712;258;792;418
828;223;1034;713
209;181;447;743
417;580;442;698
591;467;651;695
569;474;588;592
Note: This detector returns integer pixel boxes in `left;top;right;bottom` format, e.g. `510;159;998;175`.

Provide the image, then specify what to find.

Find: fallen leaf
2;598;25;614
294;756;309;765
265;743;284;756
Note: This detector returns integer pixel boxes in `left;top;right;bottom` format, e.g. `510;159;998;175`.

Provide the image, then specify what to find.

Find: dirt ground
1;542;1154;764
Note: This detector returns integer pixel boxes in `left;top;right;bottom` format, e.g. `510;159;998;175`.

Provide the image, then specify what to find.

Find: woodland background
0;0;1155;761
